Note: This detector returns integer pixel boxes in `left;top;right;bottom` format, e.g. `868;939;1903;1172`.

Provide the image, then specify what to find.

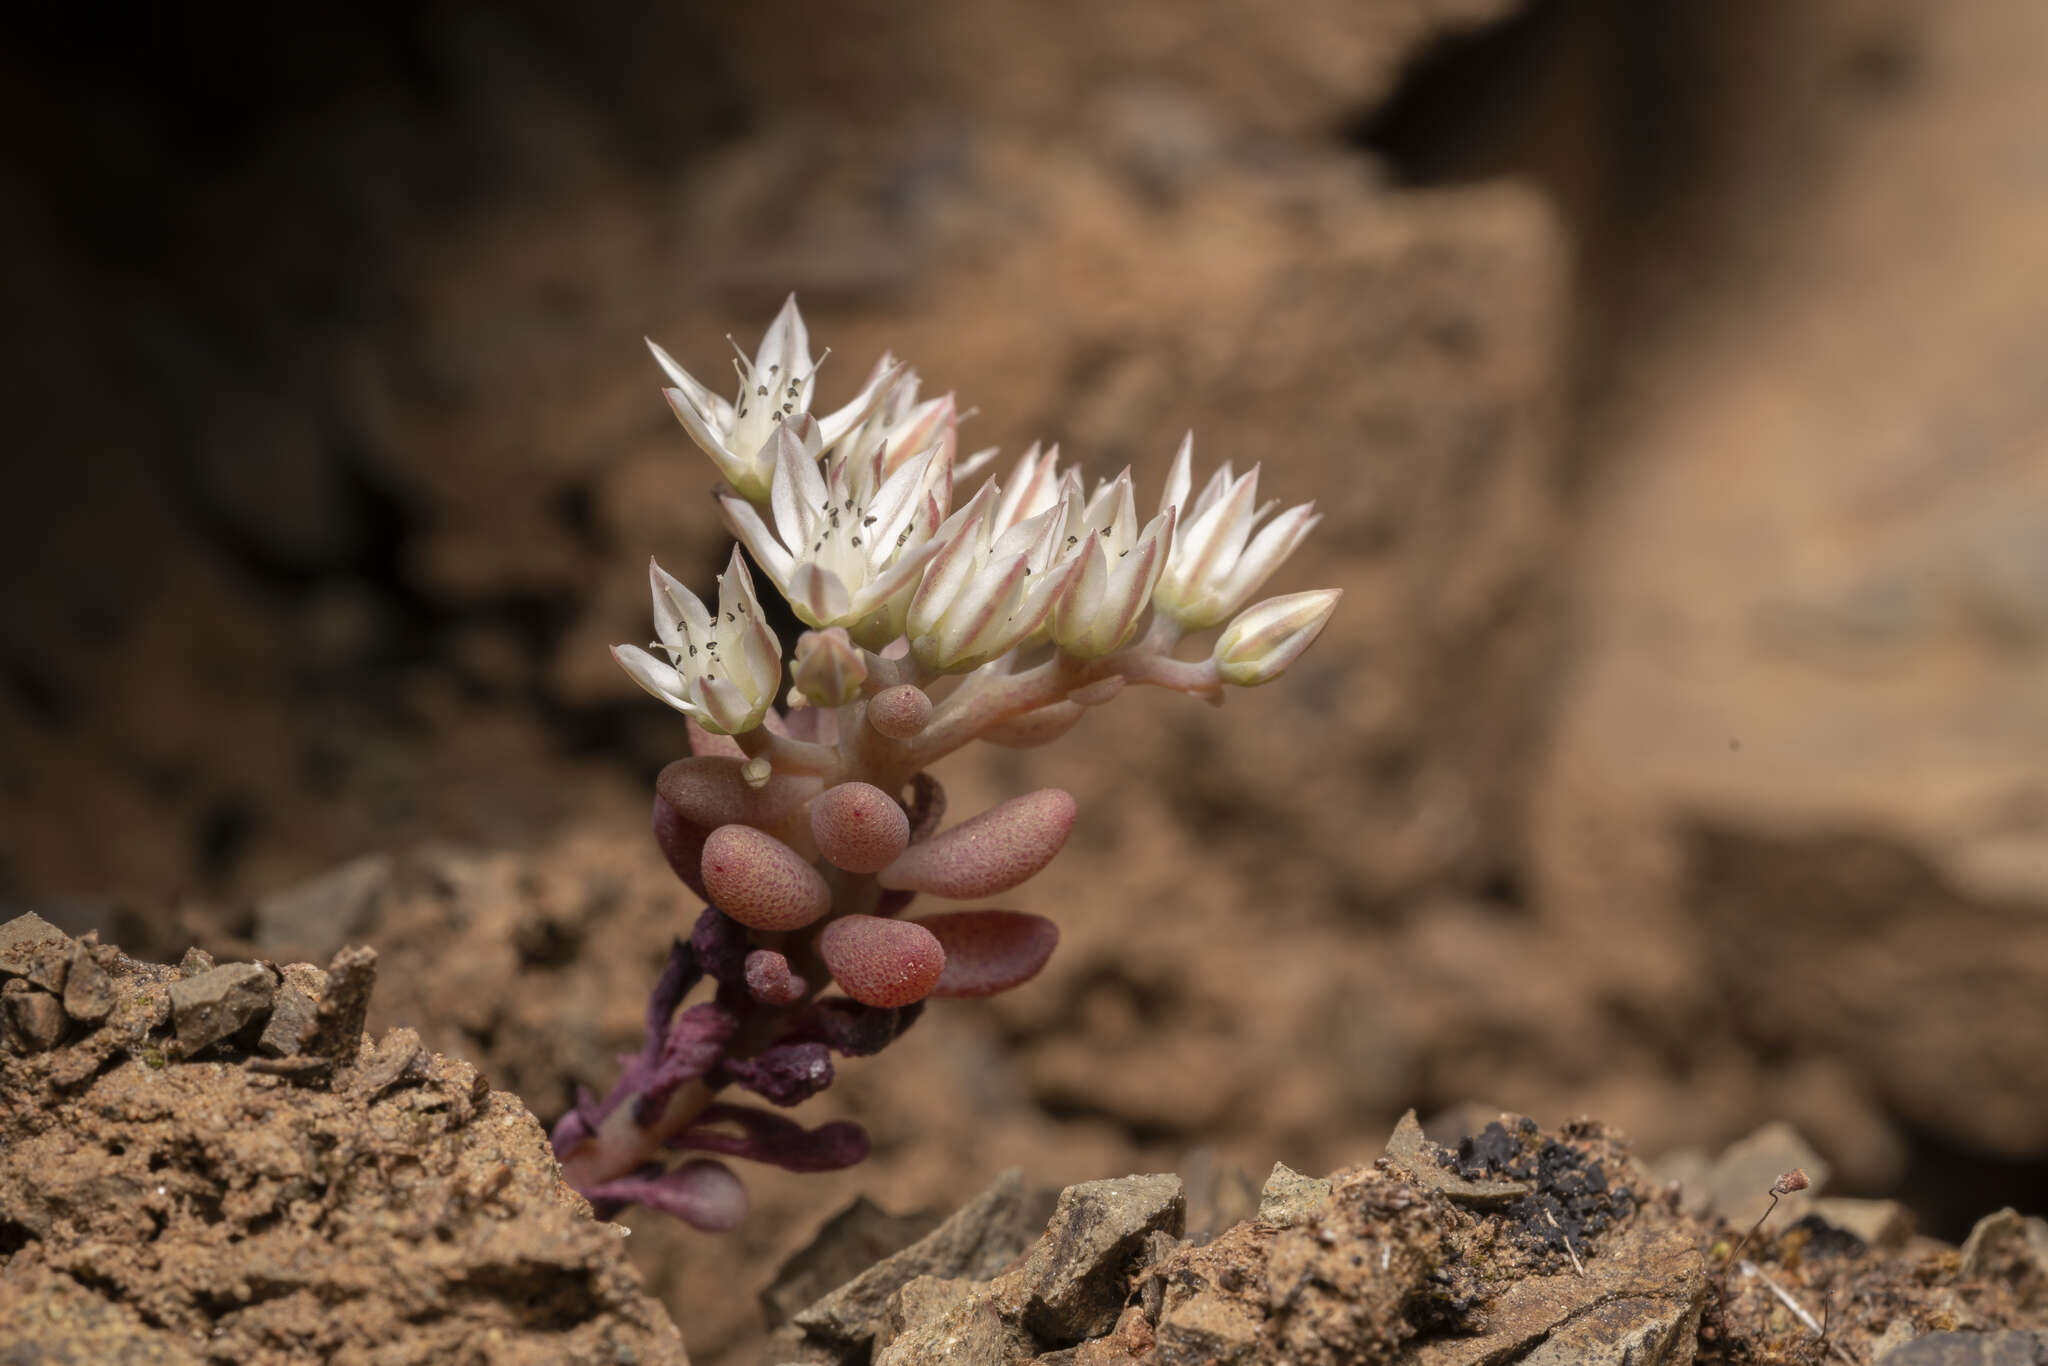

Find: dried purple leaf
586;1158;748;1231
721;1040;834;1106
670;1103;870;1172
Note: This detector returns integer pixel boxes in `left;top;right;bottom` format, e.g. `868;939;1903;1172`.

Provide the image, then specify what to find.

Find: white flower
907;486;1082;672
649;295;901;502
1153;433;1321;630
986;443;1073;537
613;548;781;733
722;419;967;648
1211;589;1343;687
831;363;957;487
1049;471;1176;658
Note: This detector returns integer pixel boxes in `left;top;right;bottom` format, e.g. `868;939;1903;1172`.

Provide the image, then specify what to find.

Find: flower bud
866;684;933;739
792;628;868;708
1211;589;1341;687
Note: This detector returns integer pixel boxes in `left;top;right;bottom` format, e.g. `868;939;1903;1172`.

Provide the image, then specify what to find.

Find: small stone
1874;1330;2048;1366
255;852;394;960
4;982;68;1051
1518;1292;1701;1365
999;1173;1186;1346
26;939;70;994
0;912;70;978
1807;1197;1915;1250
257;981;322;1057
873;1275;974;1357
1959;1207;2048;1287
1151;1290;1259;1366
177;946;217;977
61;943;118;1024
351;1026;423;1098
872;1288;1033;1366
1256;1161;1333;1227
168;962;276;1055
761;1196;944;1330
793;1169;1053;1351
1383;1109;1531;1203
303;946;377;1063
1699;1121;1829;1227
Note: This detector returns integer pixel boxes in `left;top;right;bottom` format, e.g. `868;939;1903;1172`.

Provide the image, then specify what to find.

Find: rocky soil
0;913;686;1365
5;0;2048;1362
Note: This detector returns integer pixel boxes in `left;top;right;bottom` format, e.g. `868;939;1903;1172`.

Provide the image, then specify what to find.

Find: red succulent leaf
878;788;1076;899
702;824;832;931
811;781;911;874
819;915;945;1007
916;909;1059;998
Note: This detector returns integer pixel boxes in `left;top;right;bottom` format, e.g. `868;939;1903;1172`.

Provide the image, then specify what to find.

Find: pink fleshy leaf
916;910;1060;998
657;756;818;835
701;825;832;932
811;782;911;874
743;949;808;1005
819;915;945;1008
877;788;1077;899
651;795;711;898
865;684;933;740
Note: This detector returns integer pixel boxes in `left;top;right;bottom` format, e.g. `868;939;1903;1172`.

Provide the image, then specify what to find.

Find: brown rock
256;979;321;1057
1875;1332;2048;1366
61;942;117;1023
303;945;376;1063
166;961;276;1056
0;933;688;1364
1152;1290;1260;1366
762;1196;945;1331
1382;1109;1531;1203
1401;1224;1706;1366
872;1288;1034;1366
4;981;68;1052
793;1169;1053;1352
0;912;69;978
998;1173;1186;1346
1255;1161;1332;1227
1808;1197;1916;1251
254;851;394;960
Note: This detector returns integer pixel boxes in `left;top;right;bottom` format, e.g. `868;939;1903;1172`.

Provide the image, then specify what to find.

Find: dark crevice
1894;1121;2048;1245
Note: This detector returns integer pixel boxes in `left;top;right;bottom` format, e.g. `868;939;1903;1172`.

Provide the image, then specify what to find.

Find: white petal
647;339;731;428
770;421;829;550
1160;432;1194;518
818;358;907;449
612;644;696;713
788;562;853;626
755;294;813;387
1217;502;1320;616
719;494;796;586
651;559;712;652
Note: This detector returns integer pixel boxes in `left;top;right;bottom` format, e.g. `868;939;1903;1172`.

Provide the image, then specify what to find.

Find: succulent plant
552;297;1340;1229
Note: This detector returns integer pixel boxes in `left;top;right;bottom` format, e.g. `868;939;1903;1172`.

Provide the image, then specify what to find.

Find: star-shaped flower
649;296;901;501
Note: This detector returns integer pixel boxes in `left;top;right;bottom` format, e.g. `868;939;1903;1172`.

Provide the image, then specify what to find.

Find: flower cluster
553;298;1339;1227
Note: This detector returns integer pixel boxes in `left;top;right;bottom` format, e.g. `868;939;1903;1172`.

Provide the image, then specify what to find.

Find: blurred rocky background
3;1;2045;1360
